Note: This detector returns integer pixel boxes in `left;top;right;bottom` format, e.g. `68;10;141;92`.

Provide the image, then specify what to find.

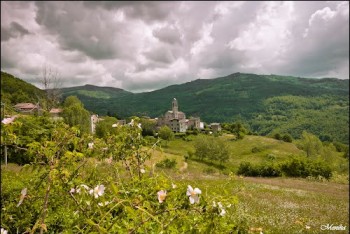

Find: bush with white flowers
1;117;247;233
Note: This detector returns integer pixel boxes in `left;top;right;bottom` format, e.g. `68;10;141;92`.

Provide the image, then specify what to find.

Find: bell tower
172;98;178;119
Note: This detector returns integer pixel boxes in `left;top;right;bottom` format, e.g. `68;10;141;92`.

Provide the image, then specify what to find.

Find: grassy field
2;134;348;233
145;135;349;233
2;162;348;233
157;134;348;174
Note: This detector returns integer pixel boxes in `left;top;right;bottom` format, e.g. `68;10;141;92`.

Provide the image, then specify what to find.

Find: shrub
237;162;258;177
266;154;276;160
156;158;177;169
237;162;281;177
273;133;282;140
251;146;261;153
280;156;332;179
282;134;293;143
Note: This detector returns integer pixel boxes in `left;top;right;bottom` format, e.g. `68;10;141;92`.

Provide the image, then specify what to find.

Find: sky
1;1;349;92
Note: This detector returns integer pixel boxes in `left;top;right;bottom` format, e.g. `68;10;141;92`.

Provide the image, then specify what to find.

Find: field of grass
179;176;349;234
158;134;348;174
2;162;348;233
2;134;348;232
143;135;349;232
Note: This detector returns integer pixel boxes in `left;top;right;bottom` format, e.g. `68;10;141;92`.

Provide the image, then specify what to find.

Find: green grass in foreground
2;163;348;233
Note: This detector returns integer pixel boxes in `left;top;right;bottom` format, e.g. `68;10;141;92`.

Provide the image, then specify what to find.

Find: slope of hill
1;71;47;106
61;84;131;100
3;71;348;144
75;73;348;119
62;72;348;143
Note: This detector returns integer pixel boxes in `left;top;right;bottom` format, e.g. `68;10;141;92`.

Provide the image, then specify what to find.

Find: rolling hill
1;71;47;113
2;71;348;144
60;84;131;100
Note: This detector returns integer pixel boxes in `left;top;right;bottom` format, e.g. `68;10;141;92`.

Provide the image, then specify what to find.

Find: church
157;98;200;132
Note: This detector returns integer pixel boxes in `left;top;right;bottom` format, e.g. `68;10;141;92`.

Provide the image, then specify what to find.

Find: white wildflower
1;116;15;125
89;185;105;198
1;228;8;234
157;190;167;203
172;183;177;189
98;201;111;206
112;123;118;128
17;188;27;207
186;185;201;204
88;142;94;149
140;169;145;174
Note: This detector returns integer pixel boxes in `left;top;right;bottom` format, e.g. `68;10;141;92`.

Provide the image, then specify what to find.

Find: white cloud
190;23;214;55
1;1;348;92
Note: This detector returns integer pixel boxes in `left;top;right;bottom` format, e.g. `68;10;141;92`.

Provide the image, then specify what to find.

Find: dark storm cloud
1;21;30;41
1;1;348;92
34;1;121;60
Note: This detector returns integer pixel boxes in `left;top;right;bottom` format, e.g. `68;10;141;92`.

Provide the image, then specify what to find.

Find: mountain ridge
2;71;348;143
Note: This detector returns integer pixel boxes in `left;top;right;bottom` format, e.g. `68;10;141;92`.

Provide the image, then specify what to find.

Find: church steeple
172;98;178;118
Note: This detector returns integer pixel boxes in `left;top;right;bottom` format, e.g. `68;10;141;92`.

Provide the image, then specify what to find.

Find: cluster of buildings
155;98;221;133
12;102;63;120
10;99;222;134
156;98;201;132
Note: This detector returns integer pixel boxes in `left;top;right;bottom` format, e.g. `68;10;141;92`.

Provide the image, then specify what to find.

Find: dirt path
179;162;188;172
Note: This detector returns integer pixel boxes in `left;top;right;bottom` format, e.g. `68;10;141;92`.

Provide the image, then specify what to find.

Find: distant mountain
60;84;131;100
3;71;348;144
61;72;348;143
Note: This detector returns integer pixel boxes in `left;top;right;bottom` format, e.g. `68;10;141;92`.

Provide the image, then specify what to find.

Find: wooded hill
1;71;46;105
60;73;349;144
1;71;348;144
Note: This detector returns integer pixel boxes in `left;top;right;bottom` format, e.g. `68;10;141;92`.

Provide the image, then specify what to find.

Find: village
4;98;222;135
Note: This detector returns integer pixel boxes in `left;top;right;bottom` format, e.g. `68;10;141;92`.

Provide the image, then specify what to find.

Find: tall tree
297;131;323;157
158;126;174;145
62;96;90;134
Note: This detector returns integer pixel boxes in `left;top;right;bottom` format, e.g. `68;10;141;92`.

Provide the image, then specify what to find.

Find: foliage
1;115;59;164
1;117;246;233
1;71;47;106
252;94;349;144
62;96;91;134
222;122;249;140
139;118;156;136
237;162;282;177
95;116;118;139
158;125;174;145
296;131;323;157
57;72;348;145
280;156;332;179
194;136;230;165
156;158;177;169
273;132;293;142
237;156;332;179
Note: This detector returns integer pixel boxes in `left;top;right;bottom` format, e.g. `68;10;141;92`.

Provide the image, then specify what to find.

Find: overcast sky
1;1;349;92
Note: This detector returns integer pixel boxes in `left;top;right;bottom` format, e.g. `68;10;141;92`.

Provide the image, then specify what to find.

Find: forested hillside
2;71;348;144
1;71;46;105
61;73;349;143
60;84;131;100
